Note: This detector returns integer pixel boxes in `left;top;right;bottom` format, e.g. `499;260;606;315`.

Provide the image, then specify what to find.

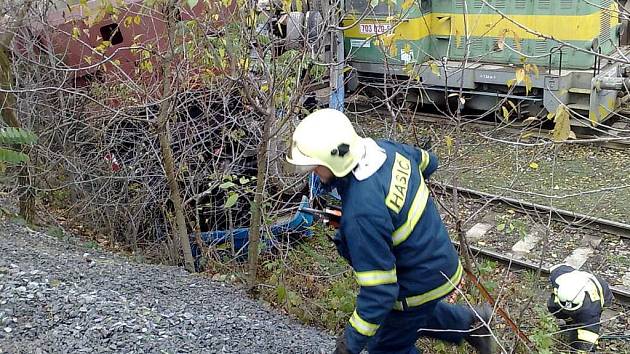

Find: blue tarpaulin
192;195;314;253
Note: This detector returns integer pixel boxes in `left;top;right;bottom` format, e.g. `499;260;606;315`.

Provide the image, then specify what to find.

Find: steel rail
453;242;630;303
435;184;630;301
436;183;630;239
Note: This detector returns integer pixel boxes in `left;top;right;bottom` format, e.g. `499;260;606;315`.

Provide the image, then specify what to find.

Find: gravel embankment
0;219;334;354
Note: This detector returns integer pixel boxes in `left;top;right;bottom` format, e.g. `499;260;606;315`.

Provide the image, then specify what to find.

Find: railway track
346;100;630;150
432;183;630;302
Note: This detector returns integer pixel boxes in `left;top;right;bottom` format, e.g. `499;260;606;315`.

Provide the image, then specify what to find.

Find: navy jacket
547;264;613;352
332;140;462;353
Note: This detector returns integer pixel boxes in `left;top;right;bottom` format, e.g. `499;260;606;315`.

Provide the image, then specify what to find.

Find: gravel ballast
0;219;334;353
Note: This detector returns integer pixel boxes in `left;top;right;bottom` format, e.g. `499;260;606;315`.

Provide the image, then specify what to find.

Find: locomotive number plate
359;23;391;34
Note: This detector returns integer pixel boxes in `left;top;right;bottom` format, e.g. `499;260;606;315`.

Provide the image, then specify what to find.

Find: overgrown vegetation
2;0;629;353
258;226;356;331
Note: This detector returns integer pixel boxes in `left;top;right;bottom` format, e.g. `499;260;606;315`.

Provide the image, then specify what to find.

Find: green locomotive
343;0;630;126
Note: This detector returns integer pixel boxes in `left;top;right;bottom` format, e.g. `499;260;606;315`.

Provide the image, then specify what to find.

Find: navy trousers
365;300;474;354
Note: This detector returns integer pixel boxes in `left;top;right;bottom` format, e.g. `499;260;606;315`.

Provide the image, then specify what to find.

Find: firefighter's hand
333;333;350;354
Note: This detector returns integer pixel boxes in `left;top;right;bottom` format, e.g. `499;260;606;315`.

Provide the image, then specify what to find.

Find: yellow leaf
547;111;555;120
403;63;414;74
513;31;521;51
282;0;292;12
401;0;414;10
403;43;412;53
502;106;510;121
515;68;525;83
496;30;506;50
72;27;81;39
523;75;532;95
506;79;516;87
429;62;440;77
381;34;398;56
529;162;539;170
523;116;539;124
261;84;269;92
521;132;535;139
552;105;572;141
445;135;454;155
507;100;516;110
529;63;539;78
134;15;141;25
403;63;414;76
124;16;133;27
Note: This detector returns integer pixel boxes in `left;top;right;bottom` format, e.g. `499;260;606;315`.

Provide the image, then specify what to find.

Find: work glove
333;333;350;354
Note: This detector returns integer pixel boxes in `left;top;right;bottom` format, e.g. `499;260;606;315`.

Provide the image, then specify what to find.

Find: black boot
465;303;495;354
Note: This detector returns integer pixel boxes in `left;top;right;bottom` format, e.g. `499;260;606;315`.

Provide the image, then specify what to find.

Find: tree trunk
1;44;35;223
247;109;275;291
155;0;195;272
157;126;195;272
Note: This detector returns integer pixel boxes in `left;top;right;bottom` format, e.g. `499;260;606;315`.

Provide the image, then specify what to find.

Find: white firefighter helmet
555;271;594;311
286;109;362;177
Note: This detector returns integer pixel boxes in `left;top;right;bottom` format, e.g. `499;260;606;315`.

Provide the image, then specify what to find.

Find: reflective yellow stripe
354;269;397;287
577;329;599;344
419;150;430;172
349;310;379;336
393;262;463;311
588;275;605;307
392;168;429;247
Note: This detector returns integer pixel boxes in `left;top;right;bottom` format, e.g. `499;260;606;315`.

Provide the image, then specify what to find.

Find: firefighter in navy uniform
286;109;494;354
547;264;614;353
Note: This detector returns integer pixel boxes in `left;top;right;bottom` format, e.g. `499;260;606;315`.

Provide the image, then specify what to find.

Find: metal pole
329;0;345;112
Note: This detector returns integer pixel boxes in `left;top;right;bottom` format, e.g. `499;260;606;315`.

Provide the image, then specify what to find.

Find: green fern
0;127;37;145
0;127;37;164
0;148;28;163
